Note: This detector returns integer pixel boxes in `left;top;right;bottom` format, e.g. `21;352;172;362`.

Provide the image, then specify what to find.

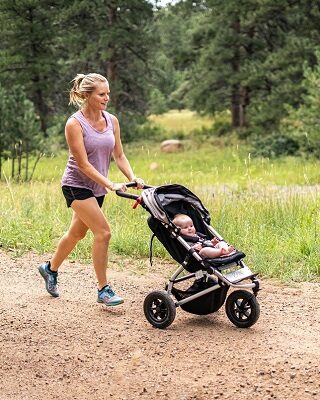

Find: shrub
251;133;300;158
134;121;166;142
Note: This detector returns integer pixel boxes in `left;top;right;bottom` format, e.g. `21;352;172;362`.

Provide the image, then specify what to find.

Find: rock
160;139;184;153
149;162;159;171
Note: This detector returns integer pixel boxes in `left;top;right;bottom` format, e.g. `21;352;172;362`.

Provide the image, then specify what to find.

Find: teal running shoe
38;262;59;298
97;285;124;306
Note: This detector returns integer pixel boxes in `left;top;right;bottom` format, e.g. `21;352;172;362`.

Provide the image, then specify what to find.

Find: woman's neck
81;107;102;122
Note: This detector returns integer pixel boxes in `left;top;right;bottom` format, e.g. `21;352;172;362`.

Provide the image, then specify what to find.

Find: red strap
132;196;142;209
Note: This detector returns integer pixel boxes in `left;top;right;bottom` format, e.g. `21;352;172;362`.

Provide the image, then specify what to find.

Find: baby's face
178;218;196;236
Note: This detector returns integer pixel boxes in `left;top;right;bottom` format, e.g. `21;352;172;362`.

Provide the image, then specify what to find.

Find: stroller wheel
225;290;260;328
143;290;176;329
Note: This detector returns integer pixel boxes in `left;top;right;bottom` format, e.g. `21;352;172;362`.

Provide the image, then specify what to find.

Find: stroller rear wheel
143;290;176;329
225;290;260;328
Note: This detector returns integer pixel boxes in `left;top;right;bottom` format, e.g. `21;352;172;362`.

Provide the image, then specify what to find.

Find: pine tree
183;0;320;132
61;0;154;140
0;0;66;135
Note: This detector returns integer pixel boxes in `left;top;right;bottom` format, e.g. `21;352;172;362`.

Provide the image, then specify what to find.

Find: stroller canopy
142;184;211;224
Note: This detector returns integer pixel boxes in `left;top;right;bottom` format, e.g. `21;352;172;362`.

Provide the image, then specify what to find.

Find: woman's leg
50;212;89;272
70;198;111;290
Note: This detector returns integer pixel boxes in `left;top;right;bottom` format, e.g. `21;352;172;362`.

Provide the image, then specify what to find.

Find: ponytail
69;74;86;107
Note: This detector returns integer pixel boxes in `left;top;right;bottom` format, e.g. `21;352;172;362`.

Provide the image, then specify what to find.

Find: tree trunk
17;140;22;180
231;17;247;128
11;144;15;179
29;8;48;136
25;141;29;181
106;5;119;111
32;78;48;136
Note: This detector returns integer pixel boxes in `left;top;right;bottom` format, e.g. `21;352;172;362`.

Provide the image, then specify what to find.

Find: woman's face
86;81;110;110
178;218;196;236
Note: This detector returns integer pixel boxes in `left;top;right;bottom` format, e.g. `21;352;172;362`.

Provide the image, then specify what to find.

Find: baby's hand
193;243;202;251
211;237;220;246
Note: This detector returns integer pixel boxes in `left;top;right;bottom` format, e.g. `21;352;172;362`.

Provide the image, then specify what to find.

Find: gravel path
0;250;319;400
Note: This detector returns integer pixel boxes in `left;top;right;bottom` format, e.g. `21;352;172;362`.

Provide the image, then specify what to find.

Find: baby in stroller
172;213;235;259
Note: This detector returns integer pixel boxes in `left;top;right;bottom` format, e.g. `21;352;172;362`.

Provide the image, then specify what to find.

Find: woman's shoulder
103;112;119;135
66;112;82;131
103;111;118;124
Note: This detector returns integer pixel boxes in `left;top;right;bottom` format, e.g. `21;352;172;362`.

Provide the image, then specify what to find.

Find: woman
39;73;144;306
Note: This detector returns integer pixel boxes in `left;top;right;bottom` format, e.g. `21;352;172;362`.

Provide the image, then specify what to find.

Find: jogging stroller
117;183;260;329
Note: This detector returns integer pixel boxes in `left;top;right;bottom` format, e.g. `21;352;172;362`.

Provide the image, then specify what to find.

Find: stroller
117;182;261;329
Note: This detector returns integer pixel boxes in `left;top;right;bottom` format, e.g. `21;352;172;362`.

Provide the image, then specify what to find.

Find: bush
190;125;214;143
251;133;300;158
297;132;320;159
211;111;232;136
279;54;320;158
148;88;169;115
133;121;166;142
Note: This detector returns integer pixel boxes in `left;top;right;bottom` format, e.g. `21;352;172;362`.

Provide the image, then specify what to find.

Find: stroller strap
149;233;156;266
180;232;214;248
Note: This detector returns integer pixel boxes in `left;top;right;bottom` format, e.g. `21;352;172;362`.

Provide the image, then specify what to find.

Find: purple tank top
61;110;115;196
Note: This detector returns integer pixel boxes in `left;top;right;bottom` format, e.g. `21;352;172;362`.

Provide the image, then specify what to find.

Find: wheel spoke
150;299;167;320
232;298;252;320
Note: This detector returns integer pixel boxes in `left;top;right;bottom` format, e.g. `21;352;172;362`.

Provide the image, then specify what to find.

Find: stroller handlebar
115;181;153;200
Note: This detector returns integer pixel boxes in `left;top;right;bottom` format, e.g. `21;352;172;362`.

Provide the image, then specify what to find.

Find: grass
0;110;319;281
0;140;319;282
148;109;215;138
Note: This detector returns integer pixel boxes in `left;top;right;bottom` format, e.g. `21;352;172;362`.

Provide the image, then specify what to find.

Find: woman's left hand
133;177;144;189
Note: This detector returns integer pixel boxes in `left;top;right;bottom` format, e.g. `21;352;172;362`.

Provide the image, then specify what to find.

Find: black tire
225;290;260;328
143;290;176;329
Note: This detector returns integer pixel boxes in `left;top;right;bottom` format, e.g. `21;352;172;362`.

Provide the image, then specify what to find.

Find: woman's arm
111;115;144;188
65;118;116;190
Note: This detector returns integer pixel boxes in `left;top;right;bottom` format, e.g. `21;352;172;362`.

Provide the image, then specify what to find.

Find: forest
0;0;320;180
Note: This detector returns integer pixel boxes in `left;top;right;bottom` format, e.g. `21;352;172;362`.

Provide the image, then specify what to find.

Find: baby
172;213;235;258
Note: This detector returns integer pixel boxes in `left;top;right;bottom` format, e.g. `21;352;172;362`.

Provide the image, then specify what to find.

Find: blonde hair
172;214;192;227
69;73;108;108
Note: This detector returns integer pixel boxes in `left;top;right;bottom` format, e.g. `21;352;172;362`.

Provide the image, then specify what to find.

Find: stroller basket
172;278;229;315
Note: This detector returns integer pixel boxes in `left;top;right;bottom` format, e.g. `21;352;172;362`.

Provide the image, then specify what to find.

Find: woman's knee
94;228;111;244
68;229;87;242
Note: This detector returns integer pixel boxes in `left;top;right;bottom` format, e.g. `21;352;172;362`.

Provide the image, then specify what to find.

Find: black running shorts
61;185;105;208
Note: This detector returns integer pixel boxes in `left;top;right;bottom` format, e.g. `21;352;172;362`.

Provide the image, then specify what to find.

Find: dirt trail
0;250;319;400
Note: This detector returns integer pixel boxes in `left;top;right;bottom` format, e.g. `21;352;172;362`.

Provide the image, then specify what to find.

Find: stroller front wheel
143;290;176;329
225;289;260;328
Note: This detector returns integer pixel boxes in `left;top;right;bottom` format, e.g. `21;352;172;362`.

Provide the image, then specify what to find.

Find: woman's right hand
107;183;127;192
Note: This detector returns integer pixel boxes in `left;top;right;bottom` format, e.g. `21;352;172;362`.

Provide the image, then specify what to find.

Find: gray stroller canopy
142;184;210;224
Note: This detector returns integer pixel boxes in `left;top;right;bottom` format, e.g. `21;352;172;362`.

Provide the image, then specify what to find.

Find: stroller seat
203;251;246;267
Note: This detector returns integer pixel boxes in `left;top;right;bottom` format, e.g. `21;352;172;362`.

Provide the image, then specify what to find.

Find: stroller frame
117;182;261;329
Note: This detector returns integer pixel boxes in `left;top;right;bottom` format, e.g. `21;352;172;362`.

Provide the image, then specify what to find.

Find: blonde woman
39;73;144;306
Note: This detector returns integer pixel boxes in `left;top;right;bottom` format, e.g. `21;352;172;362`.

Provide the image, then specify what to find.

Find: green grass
3;143;319;187
0;139;319;282
149;109;215;138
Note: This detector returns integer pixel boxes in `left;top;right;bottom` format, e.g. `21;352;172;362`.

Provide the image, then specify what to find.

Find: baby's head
172;214;196;236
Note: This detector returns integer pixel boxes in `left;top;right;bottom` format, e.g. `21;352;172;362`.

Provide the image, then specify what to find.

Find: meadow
0;110;319;282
